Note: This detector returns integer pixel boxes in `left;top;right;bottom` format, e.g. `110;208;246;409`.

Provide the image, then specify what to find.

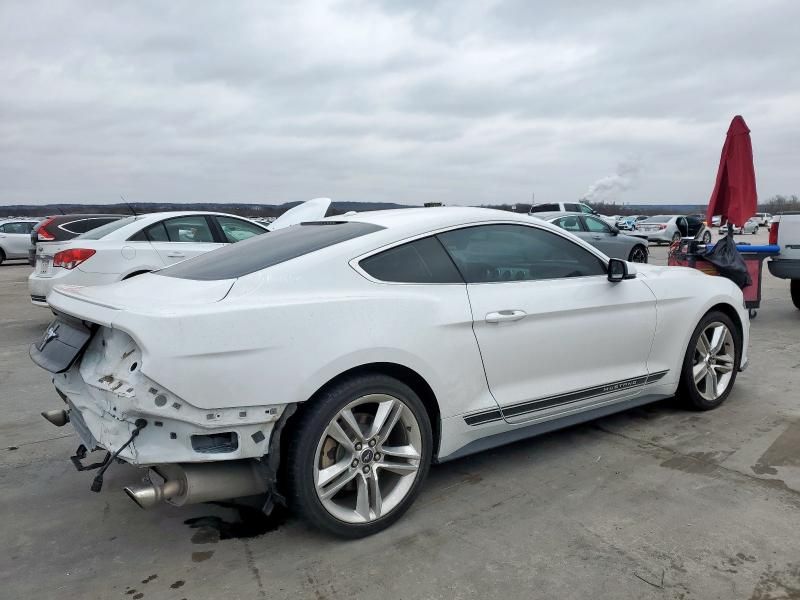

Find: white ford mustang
32;207;749;537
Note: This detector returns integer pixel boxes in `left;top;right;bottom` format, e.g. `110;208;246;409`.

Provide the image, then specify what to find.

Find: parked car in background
28;198;331;306
635;215;712;245
617;215;648;231
28;214;125;265
530;202;617;226
0;219;39;264
536;212;649;262
755;213;772;227
767;212;800;309
719;217;759;236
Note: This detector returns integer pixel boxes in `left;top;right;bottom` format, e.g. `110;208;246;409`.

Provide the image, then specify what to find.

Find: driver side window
437;224;606;284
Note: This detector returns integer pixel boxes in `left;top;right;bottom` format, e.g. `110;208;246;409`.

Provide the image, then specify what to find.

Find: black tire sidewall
629;245;647;263
679;310;742;410
287;374;433;538
790;280;800;310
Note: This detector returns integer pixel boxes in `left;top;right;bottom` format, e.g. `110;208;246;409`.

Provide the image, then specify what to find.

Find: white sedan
32;207;749;538
28;199;330;306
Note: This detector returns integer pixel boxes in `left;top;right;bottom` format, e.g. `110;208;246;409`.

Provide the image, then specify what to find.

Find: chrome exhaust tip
124;479;183;509
41;409;69;427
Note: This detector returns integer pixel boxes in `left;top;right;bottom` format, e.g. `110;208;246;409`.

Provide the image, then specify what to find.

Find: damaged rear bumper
49;326;288;465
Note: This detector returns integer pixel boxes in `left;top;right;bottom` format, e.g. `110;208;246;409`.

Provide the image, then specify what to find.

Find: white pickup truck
767;212;800;309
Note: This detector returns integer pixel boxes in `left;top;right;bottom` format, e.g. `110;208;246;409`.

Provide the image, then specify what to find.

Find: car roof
530;211;582;220
93;211;265;241
323;206;577;247
0;218;39;224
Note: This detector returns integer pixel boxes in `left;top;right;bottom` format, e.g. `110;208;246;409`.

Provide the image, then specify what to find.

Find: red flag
706;116;757;226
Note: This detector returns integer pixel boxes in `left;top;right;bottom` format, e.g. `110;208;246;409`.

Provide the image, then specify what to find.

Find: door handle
167;253;185;258
485;310;527;324
592;234;602;239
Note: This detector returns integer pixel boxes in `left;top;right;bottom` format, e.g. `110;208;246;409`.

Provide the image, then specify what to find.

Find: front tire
791;280;800;310
702;230;712;244
286;374;432;538
678;311;741;410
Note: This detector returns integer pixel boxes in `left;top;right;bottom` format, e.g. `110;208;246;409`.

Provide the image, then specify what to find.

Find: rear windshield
76;216;138;239
642;215;672;223
159;221;384;280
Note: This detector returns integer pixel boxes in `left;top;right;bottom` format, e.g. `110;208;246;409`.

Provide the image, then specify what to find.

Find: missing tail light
659;224;667;230
53;248;96;270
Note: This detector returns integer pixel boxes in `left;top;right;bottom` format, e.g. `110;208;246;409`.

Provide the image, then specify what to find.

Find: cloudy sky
1;0;798;206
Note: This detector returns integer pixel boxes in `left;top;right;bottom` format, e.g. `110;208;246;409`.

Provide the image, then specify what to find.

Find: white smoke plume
580;159;642;203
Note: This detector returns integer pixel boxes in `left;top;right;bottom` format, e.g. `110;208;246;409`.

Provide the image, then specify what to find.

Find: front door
437;223;658;423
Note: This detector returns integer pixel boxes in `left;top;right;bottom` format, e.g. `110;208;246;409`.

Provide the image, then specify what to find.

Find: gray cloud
1;0;798;206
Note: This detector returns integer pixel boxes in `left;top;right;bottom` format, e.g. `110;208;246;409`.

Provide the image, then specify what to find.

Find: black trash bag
702;234;751;288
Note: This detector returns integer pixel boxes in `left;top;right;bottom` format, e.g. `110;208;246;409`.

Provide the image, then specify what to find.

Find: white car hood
50;273;234;311
266;198;331;231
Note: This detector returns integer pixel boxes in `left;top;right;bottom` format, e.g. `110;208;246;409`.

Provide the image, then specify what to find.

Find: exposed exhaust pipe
41;409;69;427
124;461;268;509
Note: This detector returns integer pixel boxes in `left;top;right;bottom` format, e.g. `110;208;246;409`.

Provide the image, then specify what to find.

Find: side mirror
608;258;636;282
610;226;619;236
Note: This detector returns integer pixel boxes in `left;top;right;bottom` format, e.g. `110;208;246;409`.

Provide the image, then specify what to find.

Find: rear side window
62;217;118;234
160;221;384;280
78;216;138;240
563;203;581;212
359;236;463;283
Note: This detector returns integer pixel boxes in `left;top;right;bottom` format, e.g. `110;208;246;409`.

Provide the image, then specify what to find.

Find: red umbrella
705;115;757;226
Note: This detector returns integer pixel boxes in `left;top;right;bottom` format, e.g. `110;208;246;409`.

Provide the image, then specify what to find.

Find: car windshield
76;216;137;239
159;221;384;280
642;216;672;223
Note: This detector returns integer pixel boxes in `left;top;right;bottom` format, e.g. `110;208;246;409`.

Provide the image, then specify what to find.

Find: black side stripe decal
463;370;669;426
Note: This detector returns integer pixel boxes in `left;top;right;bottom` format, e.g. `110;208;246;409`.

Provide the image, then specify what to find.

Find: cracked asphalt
2;232;799;600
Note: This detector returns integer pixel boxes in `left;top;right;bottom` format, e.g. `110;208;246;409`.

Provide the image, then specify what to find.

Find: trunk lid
50;272;235;311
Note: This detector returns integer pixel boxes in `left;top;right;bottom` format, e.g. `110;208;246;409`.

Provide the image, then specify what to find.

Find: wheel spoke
379;444;420;460
355;475;370;521
706;368;719;398
715;354;734;373
697;333;711;357
693;362;707;384
325;419;353;448
378;460;419;475
368;472;382;518
319;468;357;500
317;458;352;488
367;398;397;439
708;325;727;355
339;408;364;442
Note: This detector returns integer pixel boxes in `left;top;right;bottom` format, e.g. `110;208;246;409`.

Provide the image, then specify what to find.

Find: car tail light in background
36;217;57;241
769;218;780;245
53;248;96;269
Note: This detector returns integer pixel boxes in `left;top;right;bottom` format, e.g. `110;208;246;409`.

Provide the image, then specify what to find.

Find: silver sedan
534;212;649;262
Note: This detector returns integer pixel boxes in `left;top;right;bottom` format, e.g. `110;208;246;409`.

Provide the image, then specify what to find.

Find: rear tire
628;245;648;263
286;374;432;538
702;230;712;244
678;310;741;410
0;249;5;265
672;232;681;244
791;280;800;310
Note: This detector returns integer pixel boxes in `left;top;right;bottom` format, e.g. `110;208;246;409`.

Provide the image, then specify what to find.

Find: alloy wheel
692;322;735;401
629;246;648;263
313;394;422;524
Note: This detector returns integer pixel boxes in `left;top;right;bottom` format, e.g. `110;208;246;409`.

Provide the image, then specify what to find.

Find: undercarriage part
261;403;297;515
70;444;111;472
91;419;148;492
124;460;268;509
41;409;69;427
